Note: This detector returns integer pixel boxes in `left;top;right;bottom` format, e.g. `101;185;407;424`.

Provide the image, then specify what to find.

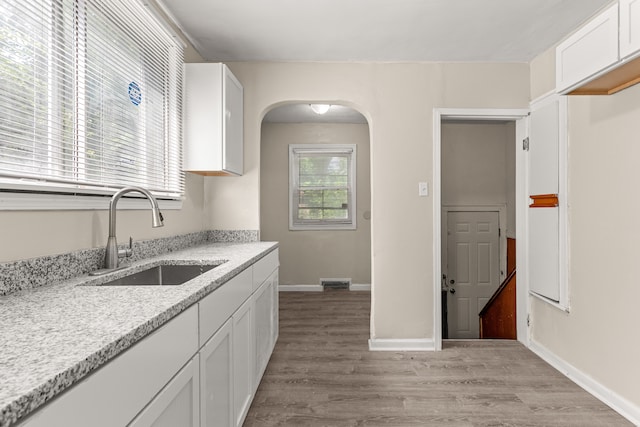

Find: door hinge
527;314;530;327
498;228;501;237
523;137;530;151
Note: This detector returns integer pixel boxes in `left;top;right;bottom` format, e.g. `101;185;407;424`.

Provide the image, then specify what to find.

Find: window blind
0;0;184;199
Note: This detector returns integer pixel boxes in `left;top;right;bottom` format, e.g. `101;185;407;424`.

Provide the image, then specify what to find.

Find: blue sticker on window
128;81;142;106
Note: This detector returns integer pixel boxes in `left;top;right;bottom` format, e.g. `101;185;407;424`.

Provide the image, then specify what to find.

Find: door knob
450;288;456;294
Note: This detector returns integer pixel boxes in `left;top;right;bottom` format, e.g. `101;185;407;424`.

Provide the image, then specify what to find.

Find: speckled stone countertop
0;241;278;427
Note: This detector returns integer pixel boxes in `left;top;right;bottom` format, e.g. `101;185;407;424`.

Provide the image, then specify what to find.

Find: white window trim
289;144;357;231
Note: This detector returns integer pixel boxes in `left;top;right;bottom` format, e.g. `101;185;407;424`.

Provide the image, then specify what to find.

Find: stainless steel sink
98;264;218;286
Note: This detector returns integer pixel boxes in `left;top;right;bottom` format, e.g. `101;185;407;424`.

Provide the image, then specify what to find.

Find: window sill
289;223;356;231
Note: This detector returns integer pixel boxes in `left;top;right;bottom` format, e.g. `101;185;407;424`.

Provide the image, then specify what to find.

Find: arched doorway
259;102;372;292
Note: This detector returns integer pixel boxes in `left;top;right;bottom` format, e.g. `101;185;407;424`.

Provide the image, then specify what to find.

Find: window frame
0;0;185;210
288;144;357;231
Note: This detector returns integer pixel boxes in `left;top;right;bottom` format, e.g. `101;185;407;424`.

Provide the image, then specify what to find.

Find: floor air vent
321;279;350;290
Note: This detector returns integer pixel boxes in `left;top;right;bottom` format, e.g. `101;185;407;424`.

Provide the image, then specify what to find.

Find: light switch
418;182;429;196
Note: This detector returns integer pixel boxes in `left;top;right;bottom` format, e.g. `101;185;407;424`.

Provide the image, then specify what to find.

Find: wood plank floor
244;290;631;426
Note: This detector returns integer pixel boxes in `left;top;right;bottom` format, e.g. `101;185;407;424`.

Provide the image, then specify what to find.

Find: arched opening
259;102;372;293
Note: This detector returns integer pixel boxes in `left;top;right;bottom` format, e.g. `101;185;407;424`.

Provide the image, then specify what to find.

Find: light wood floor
244;290;631;426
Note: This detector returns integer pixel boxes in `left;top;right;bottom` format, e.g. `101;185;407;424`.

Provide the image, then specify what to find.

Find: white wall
260;122;371;286
203;62;529;339
529;47;640;411
441;122;516;236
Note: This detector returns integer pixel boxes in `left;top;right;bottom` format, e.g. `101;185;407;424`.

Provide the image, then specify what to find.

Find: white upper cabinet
620;0;640;58
184;63;243;176
556;4;619;93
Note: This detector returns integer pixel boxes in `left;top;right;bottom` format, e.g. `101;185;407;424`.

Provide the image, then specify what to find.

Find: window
0;0;184;205
289;144;356;230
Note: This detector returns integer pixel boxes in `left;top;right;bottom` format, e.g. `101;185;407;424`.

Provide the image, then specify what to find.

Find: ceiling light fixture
310;104;331;115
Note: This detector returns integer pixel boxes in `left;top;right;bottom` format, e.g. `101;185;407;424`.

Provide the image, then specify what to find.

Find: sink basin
98;264;218;286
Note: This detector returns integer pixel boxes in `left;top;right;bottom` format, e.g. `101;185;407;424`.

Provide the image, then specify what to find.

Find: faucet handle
118;237;133;259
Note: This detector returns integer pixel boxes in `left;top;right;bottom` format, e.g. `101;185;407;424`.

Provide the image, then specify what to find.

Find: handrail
479;269;516;317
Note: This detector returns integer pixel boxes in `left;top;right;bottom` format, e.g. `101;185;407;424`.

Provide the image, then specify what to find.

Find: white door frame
433;108;529;351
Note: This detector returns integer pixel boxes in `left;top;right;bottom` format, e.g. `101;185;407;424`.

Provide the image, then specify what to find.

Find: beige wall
0;173;206;262
441;122;516;236
203;62;529;339
529;47;640;408
260;122;371;286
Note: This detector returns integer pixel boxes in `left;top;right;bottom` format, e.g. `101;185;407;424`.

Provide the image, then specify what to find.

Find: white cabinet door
128;356;200;427
527;94;568;303
620;0;640;58
556;4;619;93
271;270;279;349
232;298;253;427
253;275;273;385
223;67;243;174
184;63;243;176
200;319;233;427
529;98;559;196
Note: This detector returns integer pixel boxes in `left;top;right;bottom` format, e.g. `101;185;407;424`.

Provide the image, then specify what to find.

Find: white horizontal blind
289;144;356;229
0;0;184;199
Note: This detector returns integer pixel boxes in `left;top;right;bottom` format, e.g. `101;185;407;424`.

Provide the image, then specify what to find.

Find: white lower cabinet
232;298;254;427
17;250;279;427
128;356;200;427
19;305;199;427
199;263;279;427
200;320;233;427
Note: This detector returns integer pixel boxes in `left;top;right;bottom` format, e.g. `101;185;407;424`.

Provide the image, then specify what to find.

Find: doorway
433;108;529;350
259;103;372;291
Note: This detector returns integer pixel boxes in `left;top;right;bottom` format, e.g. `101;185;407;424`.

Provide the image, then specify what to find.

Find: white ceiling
158;0;613;123
159;0;612;63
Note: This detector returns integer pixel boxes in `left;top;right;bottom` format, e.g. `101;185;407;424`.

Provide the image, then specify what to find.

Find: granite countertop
0;241;278;427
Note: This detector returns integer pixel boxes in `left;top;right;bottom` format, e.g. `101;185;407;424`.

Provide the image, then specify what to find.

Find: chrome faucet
102;186;164;271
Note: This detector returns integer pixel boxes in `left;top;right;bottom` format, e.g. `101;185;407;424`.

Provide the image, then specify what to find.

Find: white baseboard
368;338;435;351
529;339;640;425
278;284;323;292
349;283;371;291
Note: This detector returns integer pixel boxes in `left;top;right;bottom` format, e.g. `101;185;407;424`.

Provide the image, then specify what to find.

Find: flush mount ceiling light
310;104;331;114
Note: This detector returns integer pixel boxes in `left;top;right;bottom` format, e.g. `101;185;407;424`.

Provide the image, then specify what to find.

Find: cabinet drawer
556;4;619;93
20;305;199;427
252;249;279;292
199;267;252;346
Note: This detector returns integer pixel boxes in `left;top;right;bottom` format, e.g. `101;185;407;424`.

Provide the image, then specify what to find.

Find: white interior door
446;211;500;339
